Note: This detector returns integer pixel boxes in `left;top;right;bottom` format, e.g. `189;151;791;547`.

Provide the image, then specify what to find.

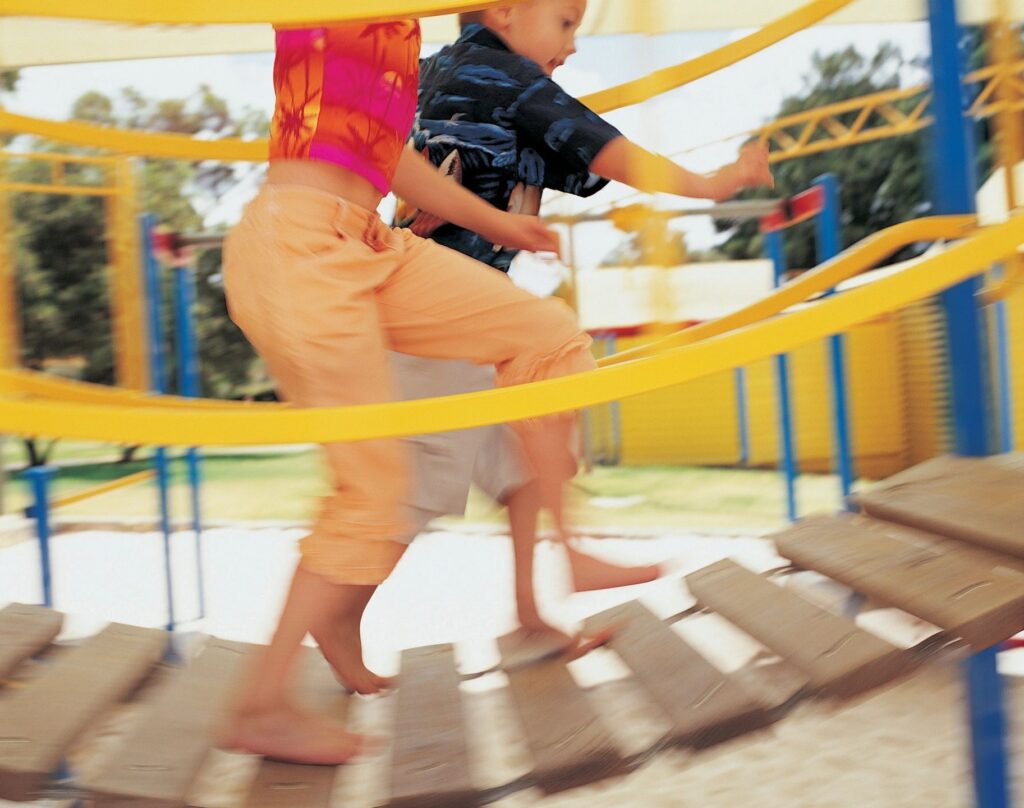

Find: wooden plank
244;650;348;808
775;514;1024;649
0;603;62;680
856;455;1024;559
387;644;476;808
584;601;777;748
83;637;252;807
685;559;909;698
497;634;625;793
0;622;166;802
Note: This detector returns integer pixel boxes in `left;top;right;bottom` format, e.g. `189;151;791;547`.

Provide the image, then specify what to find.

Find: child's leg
222;567;373;763
220;187;420;759
379;230;594;521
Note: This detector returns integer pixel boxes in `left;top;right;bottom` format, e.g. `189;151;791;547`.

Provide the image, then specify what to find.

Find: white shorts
391;353;533;542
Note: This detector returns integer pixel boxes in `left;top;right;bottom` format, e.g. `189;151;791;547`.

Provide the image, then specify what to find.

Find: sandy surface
1;526;1022;807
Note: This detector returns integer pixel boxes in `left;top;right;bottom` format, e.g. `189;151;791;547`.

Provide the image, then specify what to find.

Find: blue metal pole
172;263;205;620
734;367;750;465
765;229;798;522
24;465;57;608
814;173;856;506
141;214;176;633
606;336;623;464
927;2;1008;806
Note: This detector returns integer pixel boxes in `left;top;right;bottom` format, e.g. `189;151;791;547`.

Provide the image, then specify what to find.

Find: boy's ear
487;5;517;31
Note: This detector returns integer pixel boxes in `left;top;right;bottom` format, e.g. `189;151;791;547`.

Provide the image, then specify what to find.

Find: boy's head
463;0;586;77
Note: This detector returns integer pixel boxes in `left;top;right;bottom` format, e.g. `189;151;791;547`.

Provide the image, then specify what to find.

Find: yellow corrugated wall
896;299;951;464
586;316;915;478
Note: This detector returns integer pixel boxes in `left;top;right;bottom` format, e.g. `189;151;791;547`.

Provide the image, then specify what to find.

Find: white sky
6;22;932;273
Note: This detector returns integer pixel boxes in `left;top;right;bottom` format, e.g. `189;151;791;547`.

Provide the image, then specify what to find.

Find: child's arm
393;145;561;255
590;137;773;202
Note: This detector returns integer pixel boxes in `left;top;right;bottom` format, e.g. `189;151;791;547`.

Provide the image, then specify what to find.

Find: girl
220;19;596;764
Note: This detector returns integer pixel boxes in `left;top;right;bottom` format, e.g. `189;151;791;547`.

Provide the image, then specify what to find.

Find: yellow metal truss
0;152;148;389
756;60;1024;163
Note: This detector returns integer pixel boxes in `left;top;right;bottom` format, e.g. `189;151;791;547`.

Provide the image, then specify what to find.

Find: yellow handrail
0;0;857;158
0;212;1020;446
0;215;977;407
579;0;856;113
597;215;977;366
51;469;156;510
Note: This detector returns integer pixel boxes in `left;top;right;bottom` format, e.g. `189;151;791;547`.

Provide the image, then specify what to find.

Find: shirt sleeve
514;75;622;197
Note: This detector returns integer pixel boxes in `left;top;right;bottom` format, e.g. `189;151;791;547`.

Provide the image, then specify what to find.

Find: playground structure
0;0;1021;805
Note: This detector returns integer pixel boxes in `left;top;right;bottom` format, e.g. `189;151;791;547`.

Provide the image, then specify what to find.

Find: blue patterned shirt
395;24;622;272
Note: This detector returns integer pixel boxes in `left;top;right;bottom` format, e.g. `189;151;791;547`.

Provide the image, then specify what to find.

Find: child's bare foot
220;701;374;765
311;619;393;695
565;544;660;592
504;619;620;670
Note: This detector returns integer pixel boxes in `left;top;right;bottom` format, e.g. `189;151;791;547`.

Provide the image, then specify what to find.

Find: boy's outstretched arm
589;137;774;202
393;145;561;255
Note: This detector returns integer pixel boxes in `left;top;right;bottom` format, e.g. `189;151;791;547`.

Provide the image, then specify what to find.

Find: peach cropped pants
223;185;593;585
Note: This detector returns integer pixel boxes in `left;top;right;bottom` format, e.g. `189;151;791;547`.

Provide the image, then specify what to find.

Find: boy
315;0;775;694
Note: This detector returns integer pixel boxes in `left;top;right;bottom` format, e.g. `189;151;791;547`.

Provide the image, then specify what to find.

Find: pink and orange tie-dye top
269;21;421;195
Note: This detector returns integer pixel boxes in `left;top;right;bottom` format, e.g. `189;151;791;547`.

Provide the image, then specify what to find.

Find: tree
713;43;930;270
10;85;270;463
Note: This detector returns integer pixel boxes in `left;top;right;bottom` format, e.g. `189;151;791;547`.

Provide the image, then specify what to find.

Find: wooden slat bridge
1;455;1023;806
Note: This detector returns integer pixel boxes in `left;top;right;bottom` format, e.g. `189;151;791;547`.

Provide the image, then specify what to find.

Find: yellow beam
0;212;1018;446
105;158;149;391
0;158;16;370
0;182;116;197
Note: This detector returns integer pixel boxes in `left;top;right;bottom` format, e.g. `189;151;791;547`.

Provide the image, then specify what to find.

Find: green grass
0;446;852;534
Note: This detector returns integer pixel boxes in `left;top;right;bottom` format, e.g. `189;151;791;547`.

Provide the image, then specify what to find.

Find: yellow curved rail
579;0;855;113
0;370;285;410
0;0;516;25
0;215;977;409
0;213;1020;446
596;215;977;366
0;0;856;159
0;111;265;163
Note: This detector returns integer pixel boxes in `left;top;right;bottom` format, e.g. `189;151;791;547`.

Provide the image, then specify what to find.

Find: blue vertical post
605;336;623;464
24;465;57;607
734;367;750;465
173;262;205;620
814;174;856;506
927;2;1008;806
141;215;176;633
765;229;798;522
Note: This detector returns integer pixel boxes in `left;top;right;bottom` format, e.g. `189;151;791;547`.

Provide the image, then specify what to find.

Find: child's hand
483;211;562;257
736;140;774;191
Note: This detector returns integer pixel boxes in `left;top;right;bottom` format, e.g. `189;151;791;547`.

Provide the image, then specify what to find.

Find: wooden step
498;634;625;793
856;455;1024;560
685;560;910;698
243;650;350;808
0;623;166;802
775;514;1024;650
82;637;252;807
387;644;476;808
584;600;779;748
0;604;62;680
